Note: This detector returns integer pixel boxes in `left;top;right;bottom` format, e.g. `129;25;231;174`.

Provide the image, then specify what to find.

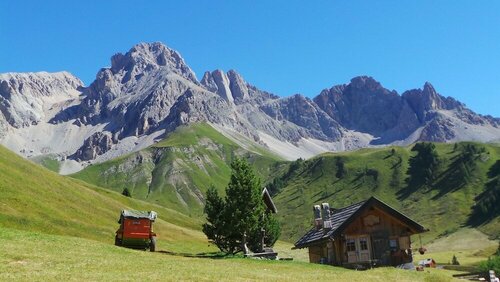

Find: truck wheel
150;237;156;252
115;236;121;246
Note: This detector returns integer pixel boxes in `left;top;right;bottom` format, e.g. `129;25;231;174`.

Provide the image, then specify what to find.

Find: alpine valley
1;42;500;245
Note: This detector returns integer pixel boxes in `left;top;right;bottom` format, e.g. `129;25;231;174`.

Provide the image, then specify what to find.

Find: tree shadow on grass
467;164;500;227
158;250;241;259
431;155;476;200
396;182;421;201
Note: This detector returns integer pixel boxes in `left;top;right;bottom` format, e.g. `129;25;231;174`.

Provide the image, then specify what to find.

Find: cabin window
359;237;368;251
389;239;398;251
346;239;356;252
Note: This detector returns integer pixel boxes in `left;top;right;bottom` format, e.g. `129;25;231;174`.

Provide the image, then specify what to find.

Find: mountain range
1;42;499;174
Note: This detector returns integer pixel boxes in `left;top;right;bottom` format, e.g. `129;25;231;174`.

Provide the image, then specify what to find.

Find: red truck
115;210;157;251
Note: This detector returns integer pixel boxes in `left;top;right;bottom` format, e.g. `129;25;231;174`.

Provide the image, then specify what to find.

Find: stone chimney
321;203;332;229
313;205;322;230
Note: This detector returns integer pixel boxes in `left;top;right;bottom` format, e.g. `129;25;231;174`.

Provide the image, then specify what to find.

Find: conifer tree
202;158;281;254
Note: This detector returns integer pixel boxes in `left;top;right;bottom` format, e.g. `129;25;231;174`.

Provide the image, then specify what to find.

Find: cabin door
346;235;372;263
358;236;371;261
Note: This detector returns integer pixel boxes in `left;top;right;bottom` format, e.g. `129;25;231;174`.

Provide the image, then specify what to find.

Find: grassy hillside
0;137;491;281
0;145;210;253
0;227;454;281
72;123;284;215
413;228;499;266
271;142;500;243
30;154;61;173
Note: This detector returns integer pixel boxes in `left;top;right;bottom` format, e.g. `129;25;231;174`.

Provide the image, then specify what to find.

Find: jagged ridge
0;42;499;172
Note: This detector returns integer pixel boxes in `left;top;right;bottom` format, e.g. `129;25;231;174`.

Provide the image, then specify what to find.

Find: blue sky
1;1;499;116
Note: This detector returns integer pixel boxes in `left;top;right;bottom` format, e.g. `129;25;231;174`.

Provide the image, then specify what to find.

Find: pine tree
407;142;439;187
202;186;227;252
335;157;347;179
452;254;460;265
223;158;264;253
202;158;281;254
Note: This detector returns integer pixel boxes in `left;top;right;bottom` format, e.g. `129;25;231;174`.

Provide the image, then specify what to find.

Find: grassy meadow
1;135;499;280
0;228;455;282
0;145;210;253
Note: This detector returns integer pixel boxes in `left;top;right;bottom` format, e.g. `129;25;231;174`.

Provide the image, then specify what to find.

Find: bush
478;255;500;274
122;188;132;197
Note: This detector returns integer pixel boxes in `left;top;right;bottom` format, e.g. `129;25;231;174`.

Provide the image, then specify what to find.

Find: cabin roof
262;188;277;213
294;196;427;249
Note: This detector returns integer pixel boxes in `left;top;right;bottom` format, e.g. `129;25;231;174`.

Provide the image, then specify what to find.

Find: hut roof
262;188;277;213
294;196;427;249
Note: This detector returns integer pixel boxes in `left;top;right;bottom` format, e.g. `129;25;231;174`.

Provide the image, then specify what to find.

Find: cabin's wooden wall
307;240;338;265
342;206;412;237
308;245;324;263
325;206;415;266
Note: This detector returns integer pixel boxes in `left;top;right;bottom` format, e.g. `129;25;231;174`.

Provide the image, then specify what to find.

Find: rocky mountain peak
421;82;442;107
109;42;198;84
0;72;83;96
0;72;82;128
349;76;383;92
227;70;249;102
200;71;217;92
402;82;447;123
1;42;500;170
423;81;436;94
200;69;251;104
201;69;233;104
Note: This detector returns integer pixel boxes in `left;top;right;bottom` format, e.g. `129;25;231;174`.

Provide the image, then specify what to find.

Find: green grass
71;123;284;215
30;154;61;172
272;143;500;243
0;227;455;281
413;228;498;266
0;139;486;281
0;145;211;253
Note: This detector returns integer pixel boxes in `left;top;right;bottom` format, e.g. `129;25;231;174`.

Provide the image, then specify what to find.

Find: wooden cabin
293;197;428;268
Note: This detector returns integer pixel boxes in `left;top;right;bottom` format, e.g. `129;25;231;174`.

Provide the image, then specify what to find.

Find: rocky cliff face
314;76;500;144
314;76;406;136
0;72;82;128
1;42;499;172
71;132;114;161
51;42;201;138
